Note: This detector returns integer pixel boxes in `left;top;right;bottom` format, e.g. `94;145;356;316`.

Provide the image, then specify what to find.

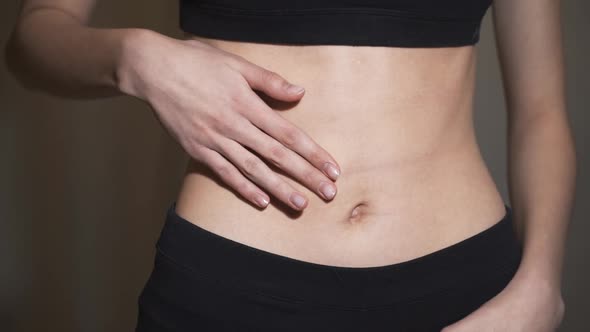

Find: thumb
238;61;305;101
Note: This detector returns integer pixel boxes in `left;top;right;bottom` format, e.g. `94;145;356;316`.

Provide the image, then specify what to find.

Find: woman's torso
174;34;506;267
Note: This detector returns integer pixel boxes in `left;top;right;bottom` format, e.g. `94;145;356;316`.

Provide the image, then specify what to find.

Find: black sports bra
179;1;493;47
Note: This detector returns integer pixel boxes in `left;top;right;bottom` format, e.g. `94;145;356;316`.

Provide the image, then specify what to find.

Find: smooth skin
5;0;576;330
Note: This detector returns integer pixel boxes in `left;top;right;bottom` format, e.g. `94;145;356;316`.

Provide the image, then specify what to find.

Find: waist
173;37;506;266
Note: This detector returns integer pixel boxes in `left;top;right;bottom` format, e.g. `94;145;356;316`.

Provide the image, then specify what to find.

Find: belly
174;36;507;267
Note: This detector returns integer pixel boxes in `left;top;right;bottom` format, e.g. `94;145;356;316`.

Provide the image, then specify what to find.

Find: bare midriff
174;34;507;268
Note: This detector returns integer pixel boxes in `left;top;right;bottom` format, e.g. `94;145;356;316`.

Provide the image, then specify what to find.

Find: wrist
514;260;563;295
518;243;564;290
115;28;160;100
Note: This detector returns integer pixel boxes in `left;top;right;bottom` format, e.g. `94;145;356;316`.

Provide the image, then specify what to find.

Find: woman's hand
116;29;341;211
440;269;565;332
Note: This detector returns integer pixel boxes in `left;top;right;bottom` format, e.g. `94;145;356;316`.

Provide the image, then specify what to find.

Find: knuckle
267;144;287;167
221;53;247;73
190;115;213;136
235;180;252;195
205;111;237;134
206;114;225;132
214;163;232;180
196;126;218;148
300;168;316;184
229;86;250;109
281;126;299;148
237;115;254;131
220;116;246;140
307;149;323;165
240;91;265;112
185;140;206;160
263;70;286;89
224;53;245;67
242;156;264;177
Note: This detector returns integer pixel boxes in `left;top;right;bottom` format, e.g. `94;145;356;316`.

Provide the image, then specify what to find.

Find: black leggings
136;202;522;332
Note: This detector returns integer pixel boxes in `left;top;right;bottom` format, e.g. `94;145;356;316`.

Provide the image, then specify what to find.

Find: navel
348;202;368;223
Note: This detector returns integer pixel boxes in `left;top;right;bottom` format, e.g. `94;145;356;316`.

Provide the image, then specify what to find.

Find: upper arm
491;0;566;120
17;0;98;24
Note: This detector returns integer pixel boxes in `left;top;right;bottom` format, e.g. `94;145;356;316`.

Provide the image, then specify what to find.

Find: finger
228;118;337;201
215;138;310;211
238;93;342;181
197;146;271;209
234;58;306;102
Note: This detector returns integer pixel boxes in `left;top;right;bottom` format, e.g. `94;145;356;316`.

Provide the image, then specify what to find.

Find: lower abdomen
173;112;506;268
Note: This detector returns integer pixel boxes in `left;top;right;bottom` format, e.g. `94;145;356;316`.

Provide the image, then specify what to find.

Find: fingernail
287;84;305;94
323;162;340;180
289;192;307;210
319;181;336;200
254;195;269;208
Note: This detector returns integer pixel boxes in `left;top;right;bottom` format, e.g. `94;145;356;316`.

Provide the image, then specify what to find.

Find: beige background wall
1;1;588;331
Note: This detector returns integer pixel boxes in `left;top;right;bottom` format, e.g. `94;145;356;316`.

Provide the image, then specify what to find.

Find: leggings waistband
155;202;522;310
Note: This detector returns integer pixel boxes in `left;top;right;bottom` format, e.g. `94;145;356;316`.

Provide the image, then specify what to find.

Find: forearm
4;7;143;99
508;109;577;288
